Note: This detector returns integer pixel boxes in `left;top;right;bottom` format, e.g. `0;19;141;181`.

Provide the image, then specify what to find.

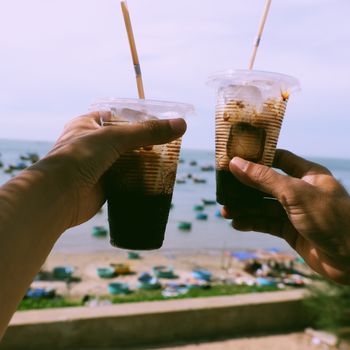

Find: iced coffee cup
90;98;194;250
208;70;300;205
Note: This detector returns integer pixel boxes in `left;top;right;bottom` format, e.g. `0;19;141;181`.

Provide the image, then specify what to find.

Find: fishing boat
138;272;153;282
138;273;161;290
52;266;74;280
92;226;108;237
202;199;216;205
193;204;204;211
256;277;278;287
196;213;208;220
193;177;207;184
200;164;214;172
215;209;223;218
192;269;212;282
189;160;197;166
177;221;192;231
128;251;141;260
13;162;27;170
96;267;116;278
108;282;130;295
162;283;188;298
111;263;131;275
20;152;39;164
153;265;177;279
176;178;186;184
25;288;56;299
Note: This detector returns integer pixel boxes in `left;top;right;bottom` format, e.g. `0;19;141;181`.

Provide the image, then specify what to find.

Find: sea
1;138;350;254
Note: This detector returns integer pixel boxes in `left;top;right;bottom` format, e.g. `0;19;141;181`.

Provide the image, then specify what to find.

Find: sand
32;250;253;298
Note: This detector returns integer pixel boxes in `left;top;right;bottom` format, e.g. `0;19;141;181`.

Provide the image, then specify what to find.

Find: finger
221;207;232;219
97;118;186;157
232;216;298;248
274;149;332;178
232;216;283;235
229;157;299;200
298;245;350;285
81;111;104;125
57;113;104;143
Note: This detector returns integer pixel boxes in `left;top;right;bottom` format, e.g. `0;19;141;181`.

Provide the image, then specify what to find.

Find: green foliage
303;280;350;331
110;284;279;304
17;285;279;311
18;298;83;311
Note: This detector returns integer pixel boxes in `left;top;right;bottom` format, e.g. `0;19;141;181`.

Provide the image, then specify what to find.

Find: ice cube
223;85;264;111
111;108;158;122
253;80;281;101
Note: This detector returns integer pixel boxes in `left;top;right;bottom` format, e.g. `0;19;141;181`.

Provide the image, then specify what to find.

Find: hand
0;112;186;338
223;149;350;285
32;112;186;228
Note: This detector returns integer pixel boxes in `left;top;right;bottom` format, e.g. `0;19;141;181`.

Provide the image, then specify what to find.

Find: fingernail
230;157;249;172
169;118;187;136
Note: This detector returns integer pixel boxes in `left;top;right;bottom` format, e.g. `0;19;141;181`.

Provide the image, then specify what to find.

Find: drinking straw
248;0;272;70
120;1;145;99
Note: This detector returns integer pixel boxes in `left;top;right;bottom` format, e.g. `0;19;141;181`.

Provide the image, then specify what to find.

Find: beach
33;250;226;297
29;248;309;301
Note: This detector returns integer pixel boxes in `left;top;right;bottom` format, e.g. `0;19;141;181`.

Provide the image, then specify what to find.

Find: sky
0;0;350;157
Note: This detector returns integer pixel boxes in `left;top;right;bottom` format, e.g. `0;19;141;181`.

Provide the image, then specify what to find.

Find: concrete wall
0;290;311;349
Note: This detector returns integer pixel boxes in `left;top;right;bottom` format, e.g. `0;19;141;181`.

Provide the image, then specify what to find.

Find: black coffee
104;145;177;250
106;187;173;250
216;170;266;206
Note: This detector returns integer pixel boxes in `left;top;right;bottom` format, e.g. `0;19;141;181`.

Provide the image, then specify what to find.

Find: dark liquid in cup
104;145;177;250
106;185;173;250
216;170;266;205
216;123;268;205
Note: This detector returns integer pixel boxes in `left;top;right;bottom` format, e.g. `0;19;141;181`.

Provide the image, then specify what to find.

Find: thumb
229;157;296;199
100;118;187;155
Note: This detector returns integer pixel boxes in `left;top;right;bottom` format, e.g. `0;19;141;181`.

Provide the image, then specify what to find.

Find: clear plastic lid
207;69;300;94
90;98;195;120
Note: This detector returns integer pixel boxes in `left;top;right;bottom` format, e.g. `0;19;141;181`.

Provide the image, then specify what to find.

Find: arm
0;112;186;339
223;149;350;284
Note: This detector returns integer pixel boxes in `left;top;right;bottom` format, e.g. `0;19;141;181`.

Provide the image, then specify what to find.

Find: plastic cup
208;69;300;204
90;98;194;250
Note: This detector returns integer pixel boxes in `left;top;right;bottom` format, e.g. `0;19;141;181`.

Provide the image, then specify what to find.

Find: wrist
26;154;77;233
